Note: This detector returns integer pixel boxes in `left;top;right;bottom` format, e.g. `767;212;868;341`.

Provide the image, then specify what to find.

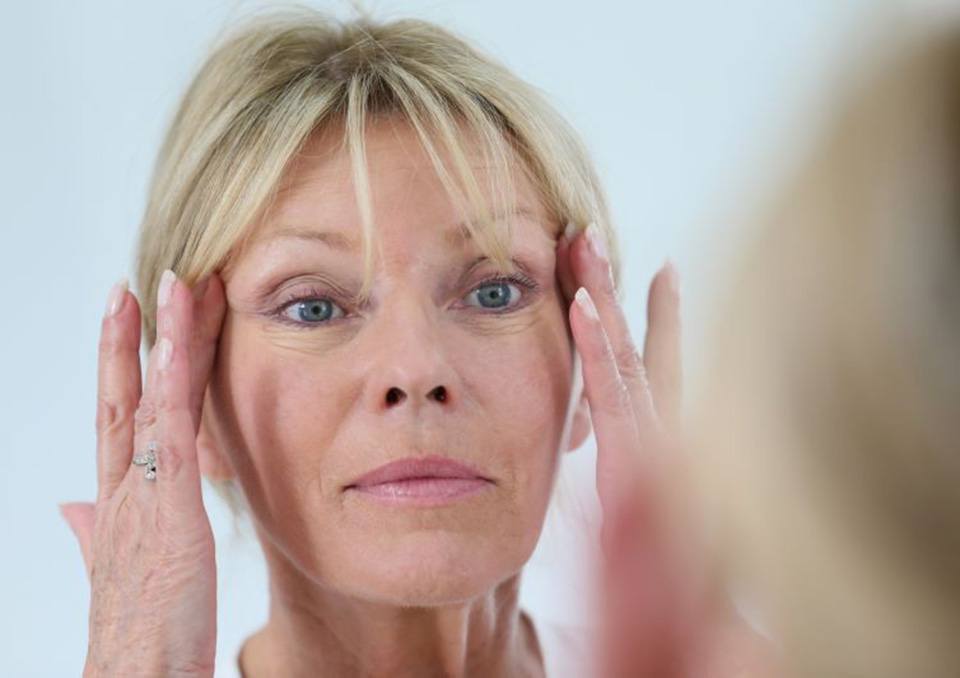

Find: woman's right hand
60;269;227;677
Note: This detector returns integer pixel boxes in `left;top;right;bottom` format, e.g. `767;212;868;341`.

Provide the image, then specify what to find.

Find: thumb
59;501;95;581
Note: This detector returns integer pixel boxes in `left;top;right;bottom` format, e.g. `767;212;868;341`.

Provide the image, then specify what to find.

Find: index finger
95;278;142;502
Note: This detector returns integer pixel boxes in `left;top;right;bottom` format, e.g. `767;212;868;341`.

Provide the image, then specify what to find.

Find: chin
338;532;528;607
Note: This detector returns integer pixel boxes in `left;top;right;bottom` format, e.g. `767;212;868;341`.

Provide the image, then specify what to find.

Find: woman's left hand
555;223;774;677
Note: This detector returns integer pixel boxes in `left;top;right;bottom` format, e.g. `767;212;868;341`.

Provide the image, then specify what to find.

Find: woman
59;8;687;676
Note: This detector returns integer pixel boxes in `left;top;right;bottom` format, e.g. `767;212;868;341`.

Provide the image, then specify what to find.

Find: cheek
215;320;351;525
467;309;573;444
456;310;573;509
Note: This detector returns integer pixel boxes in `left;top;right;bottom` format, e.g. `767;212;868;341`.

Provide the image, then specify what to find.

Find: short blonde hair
135;6;622;351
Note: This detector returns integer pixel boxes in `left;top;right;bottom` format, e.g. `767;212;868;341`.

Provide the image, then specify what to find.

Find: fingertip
657;259;680;300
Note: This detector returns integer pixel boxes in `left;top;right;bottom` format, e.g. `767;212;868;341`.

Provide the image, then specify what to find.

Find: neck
238;545;543;678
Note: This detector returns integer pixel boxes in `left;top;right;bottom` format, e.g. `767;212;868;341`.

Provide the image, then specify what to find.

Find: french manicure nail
104;277;128;318
157;336;173;370
157;269;176;308
586;223;607;261
575;287;599;320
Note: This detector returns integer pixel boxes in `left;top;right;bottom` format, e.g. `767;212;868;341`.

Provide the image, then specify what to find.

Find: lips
345;455;493;490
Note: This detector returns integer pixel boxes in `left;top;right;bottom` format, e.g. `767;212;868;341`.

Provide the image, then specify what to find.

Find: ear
196;389;237;481
564;389;592;453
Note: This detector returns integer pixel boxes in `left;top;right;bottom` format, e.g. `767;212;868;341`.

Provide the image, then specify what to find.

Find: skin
61;117;765;677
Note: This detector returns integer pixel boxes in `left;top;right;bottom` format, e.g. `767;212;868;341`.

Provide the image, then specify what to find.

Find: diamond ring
132;440;158;481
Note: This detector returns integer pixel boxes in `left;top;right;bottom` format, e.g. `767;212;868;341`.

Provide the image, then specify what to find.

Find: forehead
250;117;553;250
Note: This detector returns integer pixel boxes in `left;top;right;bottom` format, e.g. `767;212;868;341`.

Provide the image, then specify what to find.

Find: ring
132;440;158;480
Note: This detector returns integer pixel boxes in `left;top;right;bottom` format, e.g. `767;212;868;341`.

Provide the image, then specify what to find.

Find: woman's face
200;119;587;605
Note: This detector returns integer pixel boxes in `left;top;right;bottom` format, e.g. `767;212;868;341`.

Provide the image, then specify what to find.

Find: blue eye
280;297;345;325
465;278;522;310
271;272;537;329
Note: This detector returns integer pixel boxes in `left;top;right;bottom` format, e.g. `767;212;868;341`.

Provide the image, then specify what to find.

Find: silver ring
132;440;158;480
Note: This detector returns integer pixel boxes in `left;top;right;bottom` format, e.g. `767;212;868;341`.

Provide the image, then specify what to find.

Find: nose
360;296;457;414
384;384;447;406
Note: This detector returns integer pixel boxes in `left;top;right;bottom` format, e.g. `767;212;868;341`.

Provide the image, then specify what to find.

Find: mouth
344;455;495;506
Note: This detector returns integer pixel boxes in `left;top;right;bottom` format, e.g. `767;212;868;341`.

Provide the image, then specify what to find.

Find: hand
60;270;227;677
556;224;774;677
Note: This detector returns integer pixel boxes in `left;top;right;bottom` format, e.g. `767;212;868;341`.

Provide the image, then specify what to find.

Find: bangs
140;9;614;353
343;65;524;303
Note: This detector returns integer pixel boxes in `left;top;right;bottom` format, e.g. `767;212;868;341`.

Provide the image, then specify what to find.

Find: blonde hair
695;21;960;678
134;7;620;521
135;6;621;350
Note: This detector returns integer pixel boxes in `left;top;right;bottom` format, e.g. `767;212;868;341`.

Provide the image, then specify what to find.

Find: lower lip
347;477;493;506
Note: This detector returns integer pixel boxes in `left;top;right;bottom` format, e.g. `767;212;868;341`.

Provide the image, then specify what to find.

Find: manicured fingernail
157;269;176;308
157;336;173;370
575;287;599;320
563;221;577;241
586;223;607;261
104;277;128;318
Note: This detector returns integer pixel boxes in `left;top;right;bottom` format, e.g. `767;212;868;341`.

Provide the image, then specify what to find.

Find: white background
0;0;928;675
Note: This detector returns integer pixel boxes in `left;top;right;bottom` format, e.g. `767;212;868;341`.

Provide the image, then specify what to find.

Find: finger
569;285;643;515
59;501;95;581
152;270;206;516
555;221;578;305
96;278;143;502
643;262;682;429
187;272;227;434
570;223;659;432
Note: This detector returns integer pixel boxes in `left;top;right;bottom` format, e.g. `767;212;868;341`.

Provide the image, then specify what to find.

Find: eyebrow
263;206;544;252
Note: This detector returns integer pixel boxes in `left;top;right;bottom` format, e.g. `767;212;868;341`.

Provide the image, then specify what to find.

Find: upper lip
345;455;493;489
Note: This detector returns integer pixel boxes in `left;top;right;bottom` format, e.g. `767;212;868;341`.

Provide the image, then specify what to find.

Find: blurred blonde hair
695;21;960;678
133;8;618;519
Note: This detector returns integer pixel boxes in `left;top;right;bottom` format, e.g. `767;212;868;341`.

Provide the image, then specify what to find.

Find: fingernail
157;269;176;308
663;258;679;294
563;221;577;241
104;277;128;318
575;287;599;320
157;336;173;370
586;223;607;261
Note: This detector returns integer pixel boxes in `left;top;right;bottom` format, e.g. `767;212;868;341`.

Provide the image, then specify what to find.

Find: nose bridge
359;285;454;413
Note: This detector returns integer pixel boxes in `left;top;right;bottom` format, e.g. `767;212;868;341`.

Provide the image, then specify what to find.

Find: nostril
386;387;405;405
430;385;447;403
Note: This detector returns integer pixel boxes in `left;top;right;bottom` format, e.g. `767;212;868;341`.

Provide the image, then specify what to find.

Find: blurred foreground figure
693;20;960;678
598;19;960;678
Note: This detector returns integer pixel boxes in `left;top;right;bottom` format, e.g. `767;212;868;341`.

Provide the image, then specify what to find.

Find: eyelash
269;273;540;329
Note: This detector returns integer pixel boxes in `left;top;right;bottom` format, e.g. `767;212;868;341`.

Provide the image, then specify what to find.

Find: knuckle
615;344;646;381
156;440;184;478
96;396;135;436
134;398;159;431
600;376;633;414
